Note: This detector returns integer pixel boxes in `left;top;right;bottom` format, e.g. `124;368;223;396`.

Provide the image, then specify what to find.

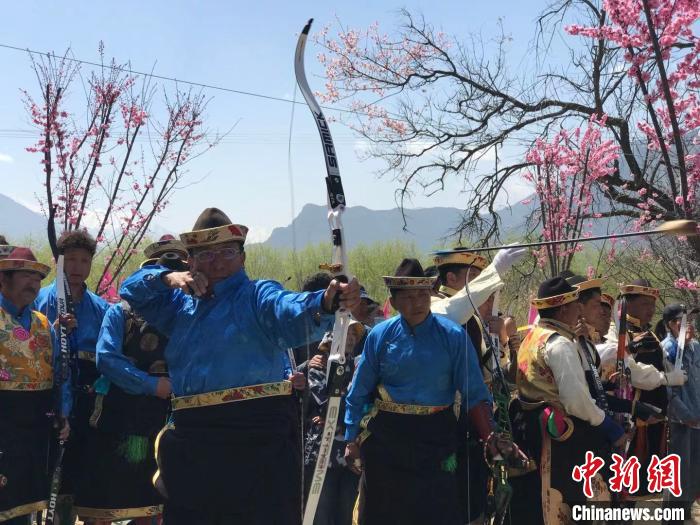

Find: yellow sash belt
171;380;292;411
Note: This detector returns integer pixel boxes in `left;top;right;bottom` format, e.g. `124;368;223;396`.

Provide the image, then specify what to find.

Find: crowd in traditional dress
0;208;698;525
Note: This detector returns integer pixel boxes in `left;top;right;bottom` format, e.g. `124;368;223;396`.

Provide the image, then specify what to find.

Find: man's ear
389;295;397;312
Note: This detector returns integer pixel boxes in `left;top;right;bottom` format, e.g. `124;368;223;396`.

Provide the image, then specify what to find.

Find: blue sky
0;0;553;242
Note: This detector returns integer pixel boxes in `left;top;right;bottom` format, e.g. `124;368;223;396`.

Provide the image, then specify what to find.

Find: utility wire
0;42;398;119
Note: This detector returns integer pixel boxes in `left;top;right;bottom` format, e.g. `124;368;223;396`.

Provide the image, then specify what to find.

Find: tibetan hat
619;278;660;299
144;234;188;260
0;244;16;259
432;248;488;271
600;293;615;308
383;258;437;290
0;247;50;278
531;276;579;310
180;208;249;249
565;274;605;293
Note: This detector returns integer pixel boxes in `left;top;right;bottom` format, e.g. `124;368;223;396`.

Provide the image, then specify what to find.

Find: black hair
302;272;332;292
578;288;602;304
538;307;560;320
438;263;469;283
57;230;97;256
654;319;667;341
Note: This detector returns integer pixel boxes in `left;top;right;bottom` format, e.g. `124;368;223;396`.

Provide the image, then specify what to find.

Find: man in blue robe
119;207;360;525
344;258;522;525
34;230;109;524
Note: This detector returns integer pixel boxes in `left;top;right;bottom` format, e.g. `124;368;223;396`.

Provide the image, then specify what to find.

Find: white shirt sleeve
544;336;605;426
430;264;504;325
628;358;664;390
596;341;663;390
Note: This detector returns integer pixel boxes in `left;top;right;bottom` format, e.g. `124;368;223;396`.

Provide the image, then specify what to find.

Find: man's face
352;299;378;325
687;316;696;340
446;266;481;290
558;301;582;328
0;271;42;309
580;292;603;326
478;293;496;319
627;295;656;326
189;242;245;287
63;247;93;287
390;288;432;327
597;304;612;337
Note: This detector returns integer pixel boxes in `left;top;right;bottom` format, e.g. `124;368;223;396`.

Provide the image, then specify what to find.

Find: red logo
573;452;682;498
572;451;605;498
647;454;681;497
609;453;640;494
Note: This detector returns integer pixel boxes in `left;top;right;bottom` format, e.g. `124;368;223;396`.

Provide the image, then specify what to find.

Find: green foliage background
20;236;696;327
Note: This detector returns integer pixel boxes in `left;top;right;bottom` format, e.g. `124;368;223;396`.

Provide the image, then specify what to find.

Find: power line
0;128;362;145
0;42;392;119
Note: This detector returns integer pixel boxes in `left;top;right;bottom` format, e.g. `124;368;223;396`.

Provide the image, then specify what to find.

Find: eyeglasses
193;247;241;263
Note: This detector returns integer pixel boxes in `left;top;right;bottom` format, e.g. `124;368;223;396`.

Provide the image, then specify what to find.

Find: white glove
492;245;528;277
662;369;688;386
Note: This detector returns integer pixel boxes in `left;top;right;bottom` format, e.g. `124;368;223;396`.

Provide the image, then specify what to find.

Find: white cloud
0;153;14;163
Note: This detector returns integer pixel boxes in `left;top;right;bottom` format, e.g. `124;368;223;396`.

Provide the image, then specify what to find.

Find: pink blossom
674;278;699;290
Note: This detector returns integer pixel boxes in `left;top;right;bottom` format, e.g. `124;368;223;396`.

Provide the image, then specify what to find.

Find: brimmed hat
179;208;249;249
0;244;16;259
144;234;188;260
531;276;579;310
0;247;50;278
432;248;488;271
565;275;605;293
620;279;660;299
383;258;437;290
600;293;615;308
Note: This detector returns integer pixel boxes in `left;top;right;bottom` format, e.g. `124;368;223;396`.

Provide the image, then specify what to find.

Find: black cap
393;258;425;278
538;276;576;300
662;304;699;324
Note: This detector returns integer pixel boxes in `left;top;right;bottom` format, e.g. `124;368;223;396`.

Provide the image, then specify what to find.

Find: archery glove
662;369;687;387
492;245;528;277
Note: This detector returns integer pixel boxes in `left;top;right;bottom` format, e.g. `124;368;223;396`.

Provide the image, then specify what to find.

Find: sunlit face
446;266;481;290
627;295;656;326
390;287;432;327
189;242;245;287
668;317;682;338
558;301;582;328
580;291;603;326
478;293;496;319
0;270;42;309
63;247;93;287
